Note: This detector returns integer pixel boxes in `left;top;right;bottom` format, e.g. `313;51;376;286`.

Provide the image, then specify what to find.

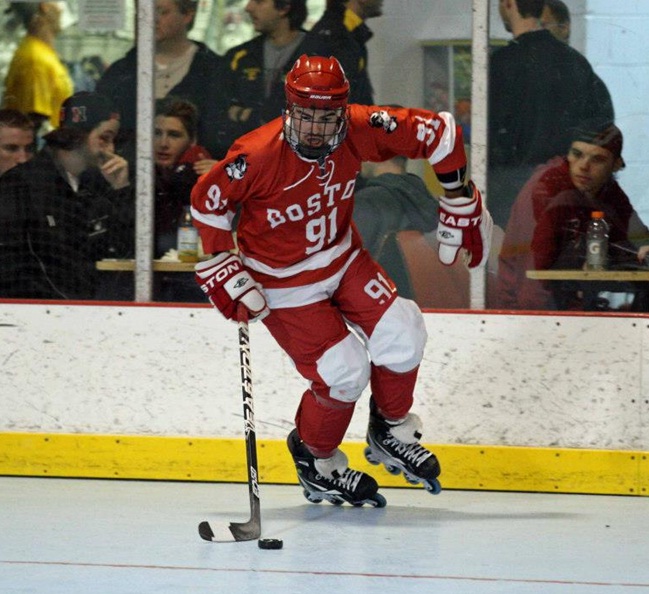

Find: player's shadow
261;491;581;528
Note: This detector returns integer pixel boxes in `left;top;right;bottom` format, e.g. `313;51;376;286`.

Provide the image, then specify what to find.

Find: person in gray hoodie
353;154;438;258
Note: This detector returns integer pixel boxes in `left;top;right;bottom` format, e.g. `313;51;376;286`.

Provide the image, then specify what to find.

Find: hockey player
191;55;492;506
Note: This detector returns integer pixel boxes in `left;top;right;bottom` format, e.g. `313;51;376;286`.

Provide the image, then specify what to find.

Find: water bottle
177;205;198;263
585;210;609;270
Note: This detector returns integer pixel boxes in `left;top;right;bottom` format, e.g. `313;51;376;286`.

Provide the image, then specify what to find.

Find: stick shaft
229;304;261;540
238;307;260;501
197;305;261;543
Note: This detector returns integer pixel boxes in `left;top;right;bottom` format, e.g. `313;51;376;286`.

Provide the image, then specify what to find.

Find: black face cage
282;105;348;161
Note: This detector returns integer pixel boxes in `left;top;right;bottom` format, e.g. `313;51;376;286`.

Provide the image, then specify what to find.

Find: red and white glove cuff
439;194;479;215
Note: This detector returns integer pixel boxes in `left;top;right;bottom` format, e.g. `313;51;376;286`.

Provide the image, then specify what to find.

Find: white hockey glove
437;181;493;269
195;253;269;322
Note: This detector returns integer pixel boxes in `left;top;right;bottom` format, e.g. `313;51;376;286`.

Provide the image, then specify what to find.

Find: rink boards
1;301;648;495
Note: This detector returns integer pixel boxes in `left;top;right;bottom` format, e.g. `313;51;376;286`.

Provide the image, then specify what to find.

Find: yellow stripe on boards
1;432;646;496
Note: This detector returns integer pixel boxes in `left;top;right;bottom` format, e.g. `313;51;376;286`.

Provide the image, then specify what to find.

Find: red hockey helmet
285;54;350;110
283;55;350;160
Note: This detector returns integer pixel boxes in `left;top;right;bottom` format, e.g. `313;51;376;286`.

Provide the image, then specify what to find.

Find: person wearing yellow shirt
2;2;73;134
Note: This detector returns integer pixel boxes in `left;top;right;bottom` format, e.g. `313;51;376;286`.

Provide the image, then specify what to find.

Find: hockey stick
198;304;261;542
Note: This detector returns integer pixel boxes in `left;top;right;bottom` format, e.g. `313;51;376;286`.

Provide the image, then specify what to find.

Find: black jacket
0;149;134;299
309;5;375;105
96;42;226;158
489;29;614;167
217;32;329;151
154;162;199;258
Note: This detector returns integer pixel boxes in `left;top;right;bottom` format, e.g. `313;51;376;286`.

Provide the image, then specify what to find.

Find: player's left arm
354;105;493;268
421;113;492;269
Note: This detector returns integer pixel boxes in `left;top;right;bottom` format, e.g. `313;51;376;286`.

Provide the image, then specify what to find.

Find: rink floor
1;477;648;594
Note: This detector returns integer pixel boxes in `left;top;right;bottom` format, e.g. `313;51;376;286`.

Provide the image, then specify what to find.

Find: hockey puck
258;538;283;550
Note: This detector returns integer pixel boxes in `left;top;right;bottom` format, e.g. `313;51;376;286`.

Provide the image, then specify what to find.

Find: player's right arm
190;149;246;256
190;138;270;321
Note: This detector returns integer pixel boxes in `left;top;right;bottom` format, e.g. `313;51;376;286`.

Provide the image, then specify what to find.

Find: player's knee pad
316;332;370;403
366;297;427;373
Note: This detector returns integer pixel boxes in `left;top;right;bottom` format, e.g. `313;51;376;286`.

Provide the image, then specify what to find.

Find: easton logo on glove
199;258;243;292
439;211;482;228
195;253;270;322
436;181;493;269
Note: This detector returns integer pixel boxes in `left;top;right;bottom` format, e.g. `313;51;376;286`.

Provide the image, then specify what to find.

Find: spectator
354;153;438;259
495;120;649;311
541;0;570;44
153;96;211;301
0;109;35;177
96;0;225;159
308;0;383;105
0;92;134;300
2;2;73;136
216;0;328;151
191;55;492;507
67;55;107;93
488;0;614;229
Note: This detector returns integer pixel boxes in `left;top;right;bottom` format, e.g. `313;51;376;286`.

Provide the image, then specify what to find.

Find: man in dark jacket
309;0;383;105
0;92;134;300
96;0;224;158
216;0;328;151
488;0;614;228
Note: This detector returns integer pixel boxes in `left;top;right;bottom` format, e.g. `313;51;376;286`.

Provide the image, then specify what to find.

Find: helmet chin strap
297;144;329;160
283;111;348;162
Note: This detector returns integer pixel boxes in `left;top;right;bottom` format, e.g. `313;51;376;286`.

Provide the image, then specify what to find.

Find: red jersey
530;159;634;270
191;104;467;289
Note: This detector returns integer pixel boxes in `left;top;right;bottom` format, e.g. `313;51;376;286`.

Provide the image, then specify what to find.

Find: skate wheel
424;479;442;495
384;463;401;476
364;446;381;466
368;492;387;508
304;489;323;503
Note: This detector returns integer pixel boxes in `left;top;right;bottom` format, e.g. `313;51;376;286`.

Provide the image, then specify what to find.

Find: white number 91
364;272;393;303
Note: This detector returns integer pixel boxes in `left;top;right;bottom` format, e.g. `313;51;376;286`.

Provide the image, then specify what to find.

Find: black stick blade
229;518;261;541
198;519;260;543
198;521;216;541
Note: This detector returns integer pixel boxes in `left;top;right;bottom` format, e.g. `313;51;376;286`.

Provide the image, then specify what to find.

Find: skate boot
364;401;442;494
287;429;387;507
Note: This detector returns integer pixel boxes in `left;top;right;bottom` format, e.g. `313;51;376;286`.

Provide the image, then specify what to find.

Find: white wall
2;302;648;451
584;1;649;221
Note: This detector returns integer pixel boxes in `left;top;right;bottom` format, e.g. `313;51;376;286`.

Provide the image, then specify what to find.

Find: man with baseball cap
495;119;649;311
0;91;134;299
